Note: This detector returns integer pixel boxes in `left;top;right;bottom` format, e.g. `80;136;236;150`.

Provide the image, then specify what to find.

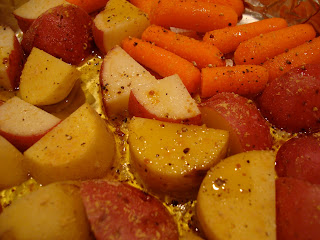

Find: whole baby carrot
234;24;316;65
197;0;244;17
65;0;109;13
149;0;238;33
121;37;201;94
262;36;320;82
201;65;269;98
129;0;156;15
142;25;225;69
203;18;288;54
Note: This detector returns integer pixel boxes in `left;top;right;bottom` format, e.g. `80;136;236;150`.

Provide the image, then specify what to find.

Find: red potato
0;25;24;90
199;92;273;155
21;4;94;65
66;0;109;13
258;64;320;133
13;0;67;32
276;133;320;184
0;97;61;152
128;74;201;125
80;180;179;240
276;177;320;240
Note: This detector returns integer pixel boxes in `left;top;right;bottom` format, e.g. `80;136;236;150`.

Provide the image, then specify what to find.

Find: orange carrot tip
149;0;238;33
203;17;288;54
129;0;157;15
201;65;269;98
262;36;320;82
121;37;201;94
234;24;316;65
142;25;225;69
197;0;245;17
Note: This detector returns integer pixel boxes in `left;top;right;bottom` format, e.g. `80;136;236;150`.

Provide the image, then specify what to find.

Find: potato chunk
19;47;80;106
197;150;276;240
24;103;116;185
0;182;92;240
128;117;229;198
0;135;28;190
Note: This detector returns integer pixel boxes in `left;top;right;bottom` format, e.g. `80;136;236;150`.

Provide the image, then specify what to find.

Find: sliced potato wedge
24;103;116;185
197;150;276;240
128;117;229;198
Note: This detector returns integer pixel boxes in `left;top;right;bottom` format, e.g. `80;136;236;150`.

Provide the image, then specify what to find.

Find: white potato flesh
0;182;92;240
128;117;229;198
19;47;80;106
0;25;15;90
24;103;116;185
100;45;156;116
0;96;60;136
131;74;201;119
197;150;276;240
94;0;150;53
0;135;28;189
13;0;67;20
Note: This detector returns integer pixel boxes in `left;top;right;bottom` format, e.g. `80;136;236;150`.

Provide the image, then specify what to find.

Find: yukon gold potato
22;4;94;65
24;103;116;185
19;48;80;106
0;25;24;90
0;97;61;151
13;0;68;32
0;182;92;240
128;117;229;198
129;74;201;124
197;150;276;240
100;45;156;116
0;135;28;190
199;92;273;155
93;0;150;54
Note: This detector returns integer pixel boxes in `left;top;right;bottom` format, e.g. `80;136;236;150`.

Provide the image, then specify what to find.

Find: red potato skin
276;134;320;184
21;4;94;65
80;180;179;240
0;121;61;152
6;34;25;90
199;92;273;154
258;64;320;133
128;91;202;125
13;14;35;33
276;177;320;240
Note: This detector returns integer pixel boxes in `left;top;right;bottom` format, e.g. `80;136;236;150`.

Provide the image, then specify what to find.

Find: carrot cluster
123;0;320;98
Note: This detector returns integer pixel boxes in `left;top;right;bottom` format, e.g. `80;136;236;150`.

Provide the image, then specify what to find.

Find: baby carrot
141;25;225;69
197;0;244;17
203;18;288;54
262;36;320;82
129;0;156;15
234;24;316;65
149;0;238;33
121;37;201;94
65;0;109;13
201;65;269;98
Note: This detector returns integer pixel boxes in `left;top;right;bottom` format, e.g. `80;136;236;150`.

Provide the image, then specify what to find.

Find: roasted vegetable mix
0;0;320;240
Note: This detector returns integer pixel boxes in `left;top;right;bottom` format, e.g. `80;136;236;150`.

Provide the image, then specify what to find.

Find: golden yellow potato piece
0;135;28;189
128;117;229;198
197;150;276;240
19;47;80;106
0;182;92;240
24;103;116;185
